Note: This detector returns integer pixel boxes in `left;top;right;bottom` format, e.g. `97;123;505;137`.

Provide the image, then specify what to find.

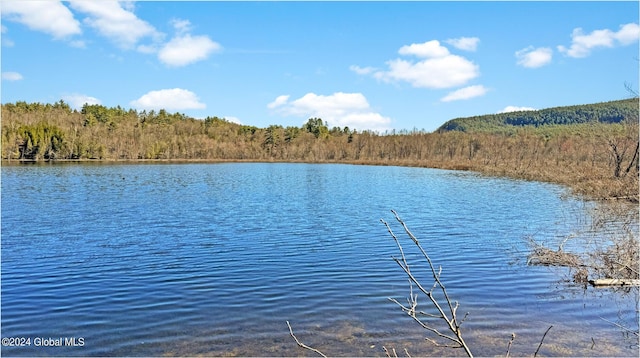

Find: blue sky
1;1;638;132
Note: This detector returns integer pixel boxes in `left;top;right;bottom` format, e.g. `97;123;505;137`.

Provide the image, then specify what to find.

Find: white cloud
170;18;192;35
1;24;14;47
155;17;222;67
62;94;101;109
376;55;479;89
398;40;450;58
498;106;536;113
349;65;377;75
1;1;81;39
2;71;23;81
440;85;488;102
158;34;221;67
354;40;479;89
515;46;553;68
130;88;206;110
268;92;392;132
136;44;157;54
445;37;480;51
224;116;242;124
615;23;640;45
335;112;391;130
69;1;161;49
267;95;291;109
558;28;613;58
558;22;640;58
268;92;366;117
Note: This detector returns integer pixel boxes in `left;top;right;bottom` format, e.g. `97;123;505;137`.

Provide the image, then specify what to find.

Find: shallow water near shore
1;162;638;356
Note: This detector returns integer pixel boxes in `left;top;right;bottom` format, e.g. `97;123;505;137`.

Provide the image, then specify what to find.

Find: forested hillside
437;98;638;132
1;99;638;201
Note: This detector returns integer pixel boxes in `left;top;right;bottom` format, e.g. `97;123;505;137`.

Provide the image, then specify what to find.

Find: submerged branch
600;317;640;337
286;321;328;358
533;325;553;357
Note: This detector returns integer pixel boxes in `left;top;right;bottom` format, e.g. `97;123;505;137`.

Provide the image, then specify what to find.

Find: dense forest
1;98;638;201
437;98;638;132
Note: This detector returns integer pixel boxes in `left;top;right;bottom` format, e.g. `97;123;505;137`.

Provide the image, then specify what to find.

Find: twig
286;321;328;358
533;325;553;357
610;259;639;276
383;346;398;358
600;317;640;337
506;333;516;358
391;210;461;326
382;210;473;357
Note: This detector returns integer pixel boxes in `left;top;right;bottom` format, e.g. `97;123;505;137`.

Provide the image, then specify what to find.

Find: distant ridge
437;98;639;133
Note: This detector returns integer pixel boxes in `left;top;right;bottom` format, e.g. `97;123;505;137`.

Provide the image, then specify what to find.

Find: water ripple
1;163;637;357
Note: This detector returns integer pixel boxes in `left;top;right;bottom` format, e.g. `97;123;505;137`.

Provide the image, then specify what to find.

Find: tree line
2;99;638;201
437;98;638;132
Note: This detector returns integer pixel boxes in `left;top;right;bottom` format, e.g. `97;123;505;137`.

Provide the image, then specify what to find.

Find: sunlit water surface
1;163;637;356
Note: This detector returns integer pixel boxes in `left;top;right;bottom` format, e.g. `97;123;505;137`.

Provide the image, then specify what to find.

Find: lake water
1;163;637;357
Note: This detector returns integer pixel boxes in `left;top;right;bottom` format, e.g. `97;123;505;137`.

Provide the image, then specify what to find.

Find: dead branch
533;325;553;357
286;321;328;358
624;141;639;174
383;346;398;358
589;278;640;287
505;333;516;358
624;81;639;98
382;210;473;357
609;139;628;178
600;317;640;337
527;245;584;268
527;212;639;286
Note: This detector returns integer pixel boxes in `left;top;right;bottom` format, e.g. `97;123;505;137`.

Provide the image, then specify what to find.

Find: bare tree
609;139;628;178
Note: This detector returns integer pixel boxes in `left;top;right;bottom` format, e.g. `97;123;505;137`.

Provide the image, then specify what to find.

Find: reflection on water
1;163;638;357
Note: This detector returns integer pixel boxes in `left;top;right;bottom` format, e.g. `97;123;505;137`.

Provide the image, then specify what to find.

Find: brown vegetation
527;199;639;287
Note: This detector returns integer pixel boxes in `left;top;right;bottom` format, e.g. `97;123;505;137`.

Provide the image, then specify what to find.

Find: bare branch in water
600;317;639;337
383;346;398;358
533;325;553;357
382;210;473;357
286;321;328;358
506;333;516;358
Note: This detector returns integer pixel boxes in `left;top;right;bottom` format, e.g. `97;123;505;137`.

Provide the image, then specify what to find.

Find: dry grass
526;198;639;287
590;235;639;281
526;241;590;284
